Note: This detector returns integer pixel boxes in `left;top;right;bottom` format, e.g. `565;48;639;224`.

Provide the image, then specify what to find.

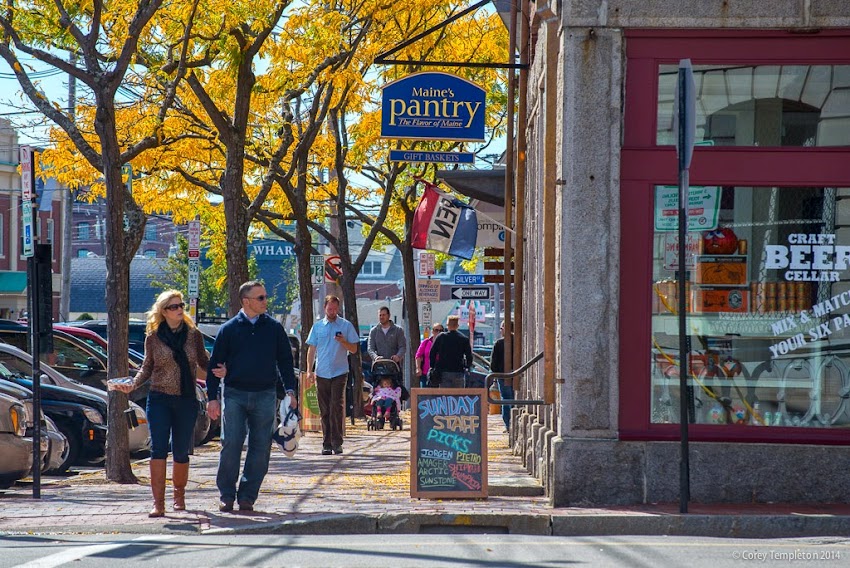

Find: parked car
0;372;107;471
0;391;34;489
1;324;209;447
43;416;71;475
62;319;149;354
0;343;150;456
0;378;54;475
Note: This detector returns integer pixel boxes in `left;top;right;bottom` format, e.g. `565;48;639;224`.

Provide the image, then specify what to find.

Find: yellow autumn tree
0;0;204;482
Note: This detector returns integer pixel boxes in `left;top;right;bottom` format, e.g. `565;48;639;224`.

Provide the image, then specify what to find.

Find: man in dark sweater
206;281;297;513
429;315;473;388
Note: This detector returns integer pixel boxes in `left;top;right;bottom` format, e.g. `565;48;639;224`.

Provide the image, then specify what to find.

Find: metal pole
676;66;691;514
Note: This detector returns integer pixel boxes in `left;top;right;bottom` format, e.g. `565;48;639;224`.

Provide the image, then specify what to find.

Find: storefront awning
436;169;506;207
0;272;27;294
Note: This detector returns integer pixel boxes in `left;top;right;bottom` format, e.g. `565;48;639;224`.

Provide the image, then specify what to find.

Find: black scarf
156;322;195;398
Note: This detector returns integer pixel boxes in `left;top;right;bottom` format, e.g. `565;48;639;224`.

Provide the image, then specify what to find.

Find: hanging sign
381;72;485;142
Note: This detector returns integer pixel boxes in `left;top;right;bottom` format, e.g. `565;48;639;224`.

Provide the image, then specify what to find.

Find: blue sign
454;274;484;285
381;72;485;142
389;150;474;164
249;240;296;259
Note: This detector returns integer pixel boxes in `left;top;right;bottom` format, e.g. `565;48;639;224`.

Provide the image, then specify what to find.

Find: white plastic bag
272;394;301;457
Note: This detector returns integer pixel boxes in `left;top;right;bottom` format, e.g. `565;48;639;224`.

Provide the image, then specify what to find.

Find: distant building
71;198;174;259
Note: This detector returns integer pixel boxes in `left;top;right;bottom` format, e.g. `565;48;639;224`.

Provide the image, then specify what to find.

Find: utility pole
58;51;76;322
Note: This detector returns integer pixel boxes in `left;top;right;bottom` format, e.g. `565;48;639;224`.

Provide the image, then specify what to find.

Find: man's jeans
217;386;276;504
498;380;515;430
440;371;466;388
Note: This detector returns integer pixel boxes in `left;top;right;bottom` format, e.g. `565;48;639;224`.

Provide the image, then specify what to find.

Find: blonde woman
113;290;208;517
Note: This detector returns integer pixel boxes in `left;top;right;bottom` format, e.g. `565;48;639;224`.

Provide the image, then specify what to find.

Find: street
2;534;848;567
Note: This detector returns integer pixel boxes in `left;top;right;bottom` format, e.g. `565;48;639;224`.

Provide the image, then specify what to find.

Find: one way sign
451;286;491;300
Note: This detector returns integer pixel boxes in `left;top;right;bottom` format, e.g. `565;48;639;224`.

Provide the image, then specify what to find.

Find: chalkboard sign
410;388;487;499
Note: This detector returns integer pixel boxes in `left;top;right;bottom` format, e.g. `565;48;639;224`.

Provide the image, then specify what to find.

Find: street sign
20;146;34;257
451;286;491;300
187;258;200;298
188;220;201;252
325;255;343;283
310;255;324;286
418;252;435;277
417;278;441;302
453;274;484;285
421;302;432;329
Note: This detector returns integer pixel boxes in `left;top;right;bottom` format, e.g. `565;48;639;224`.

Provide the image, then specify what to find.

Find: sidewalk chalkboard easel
410;388;488;499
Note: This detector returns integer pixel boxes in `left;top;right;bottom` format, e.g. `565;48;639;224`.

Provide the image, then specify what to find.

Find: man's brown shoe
238;500;254;512
219;500;234;512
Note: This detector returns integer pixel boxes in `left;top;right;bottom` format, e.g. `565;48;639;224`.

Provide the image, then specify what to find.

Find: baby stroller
366;358;408;431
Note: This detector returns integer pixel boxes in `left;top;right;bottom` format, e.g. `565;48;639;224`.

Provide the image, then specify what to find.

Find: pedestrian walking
305;295;358;455
415;323;444;387
490;322;514;430
429;315;473;388
367;306;406;364
205;281;297;513
110;290;209;517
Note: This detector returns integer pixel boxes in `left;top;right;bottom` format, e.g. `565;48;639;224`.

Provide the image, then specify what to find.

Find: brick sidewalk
2;413;850;536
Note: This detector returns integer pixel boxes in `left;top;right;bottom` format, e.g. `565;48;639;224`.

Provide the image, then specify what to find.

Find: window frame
620;29;850;445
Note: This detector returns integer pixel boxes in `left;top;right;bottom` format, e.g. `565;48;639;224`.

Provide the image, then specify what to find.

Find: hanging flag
411;182;478;260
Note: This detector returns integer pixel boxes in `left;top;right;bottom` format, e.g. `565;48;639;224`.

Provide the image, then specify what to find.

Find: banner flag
411;182;478;260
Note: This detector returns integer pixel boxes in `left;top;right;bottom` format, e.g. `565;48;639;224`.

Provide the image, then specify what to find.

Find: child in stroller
366;358;407;430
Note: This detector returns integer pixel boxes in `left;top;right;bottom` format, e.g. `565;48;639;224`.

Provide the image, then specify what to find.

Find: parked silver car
43;416;70;475
0;344;151;456
0;391;33;488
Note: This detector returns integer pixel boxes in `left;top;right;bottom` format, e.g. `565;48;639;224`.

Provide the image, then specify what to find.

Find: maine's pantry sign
381;72;485;142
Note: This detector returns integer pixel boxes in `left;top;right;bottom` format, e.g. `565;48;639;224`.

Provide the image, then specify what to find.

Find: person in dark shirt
490;322;514;430
206;281;297;513
429;315;473;388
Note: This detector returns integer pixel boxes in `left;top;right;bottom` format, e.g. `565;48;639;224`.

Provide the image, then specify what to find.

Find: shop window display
651;186;850;429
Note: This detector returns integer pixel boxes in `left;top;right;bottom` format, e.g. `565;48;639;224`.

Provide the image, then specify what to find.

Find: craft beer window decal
650;185;850;429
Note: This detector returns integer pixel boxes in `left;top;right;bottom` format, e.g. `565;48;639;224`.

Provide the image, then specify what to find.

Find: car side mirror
87;356;100;370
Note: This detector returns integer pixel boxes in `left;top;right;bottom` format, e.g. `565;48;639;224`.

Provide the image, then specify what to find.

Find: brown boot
172;461;189;511
148;459;167;518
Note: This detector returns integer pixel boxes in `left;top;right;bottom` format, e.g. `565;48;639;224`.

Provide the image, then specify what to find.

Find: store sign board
389;150;475;164
381;72;485;142
654;186;720;232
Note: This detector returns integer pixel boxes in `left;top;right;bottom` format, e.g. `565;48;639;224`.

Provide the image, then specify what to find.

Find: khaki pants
316;374;347;448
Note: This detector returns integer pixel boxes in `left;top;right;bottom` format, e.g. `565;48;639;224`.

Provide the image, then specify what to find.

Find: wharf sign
381;72;485;142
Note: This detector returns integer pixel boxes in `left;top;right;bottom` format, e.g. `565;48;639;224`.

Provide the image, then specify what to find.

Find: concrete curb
205;512;850;538
551;514;850;538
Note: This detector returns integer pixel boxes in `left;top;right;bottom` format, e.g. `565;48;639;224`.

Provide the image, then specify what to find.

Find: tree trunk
98;99;136;484
222;153;250;316
293;217;315;371
338;263;364;418
399;237;421;383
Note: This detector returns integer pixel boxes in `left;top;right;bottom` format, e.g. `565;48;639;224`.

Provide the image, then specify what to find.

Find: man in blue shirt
306;295;358;455
206;281;297;513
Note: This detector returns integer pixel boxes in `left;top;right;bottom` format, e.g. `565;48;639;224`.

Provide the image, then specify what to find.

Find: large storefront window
651;186;850;429
657;65;850;147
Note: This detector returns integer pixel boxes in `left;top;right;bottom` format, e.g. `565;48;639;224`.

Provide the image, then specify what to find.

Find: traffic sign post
421;302;432;334
451;286;491;300
324;255;343;283
187;219;201;322
310;255;324;286
418;252;435;277
417;278;441;302
20;146;34;258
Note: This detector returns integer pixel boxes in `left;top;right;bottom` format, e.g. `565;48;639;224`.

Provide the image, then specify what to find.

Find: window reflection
657;65;850;146
651;186;850;428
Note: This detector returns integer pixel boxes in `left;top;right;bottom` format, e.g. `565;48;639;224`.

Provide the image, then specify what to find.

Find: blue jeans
147;391;198;463
498;380;515;430
217;386;276;504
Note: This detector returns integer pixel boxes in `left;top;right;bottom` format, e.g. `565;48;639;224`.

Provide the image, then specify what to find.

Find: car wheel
193;412;211;447
51;422;80;474
200;418;220;445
